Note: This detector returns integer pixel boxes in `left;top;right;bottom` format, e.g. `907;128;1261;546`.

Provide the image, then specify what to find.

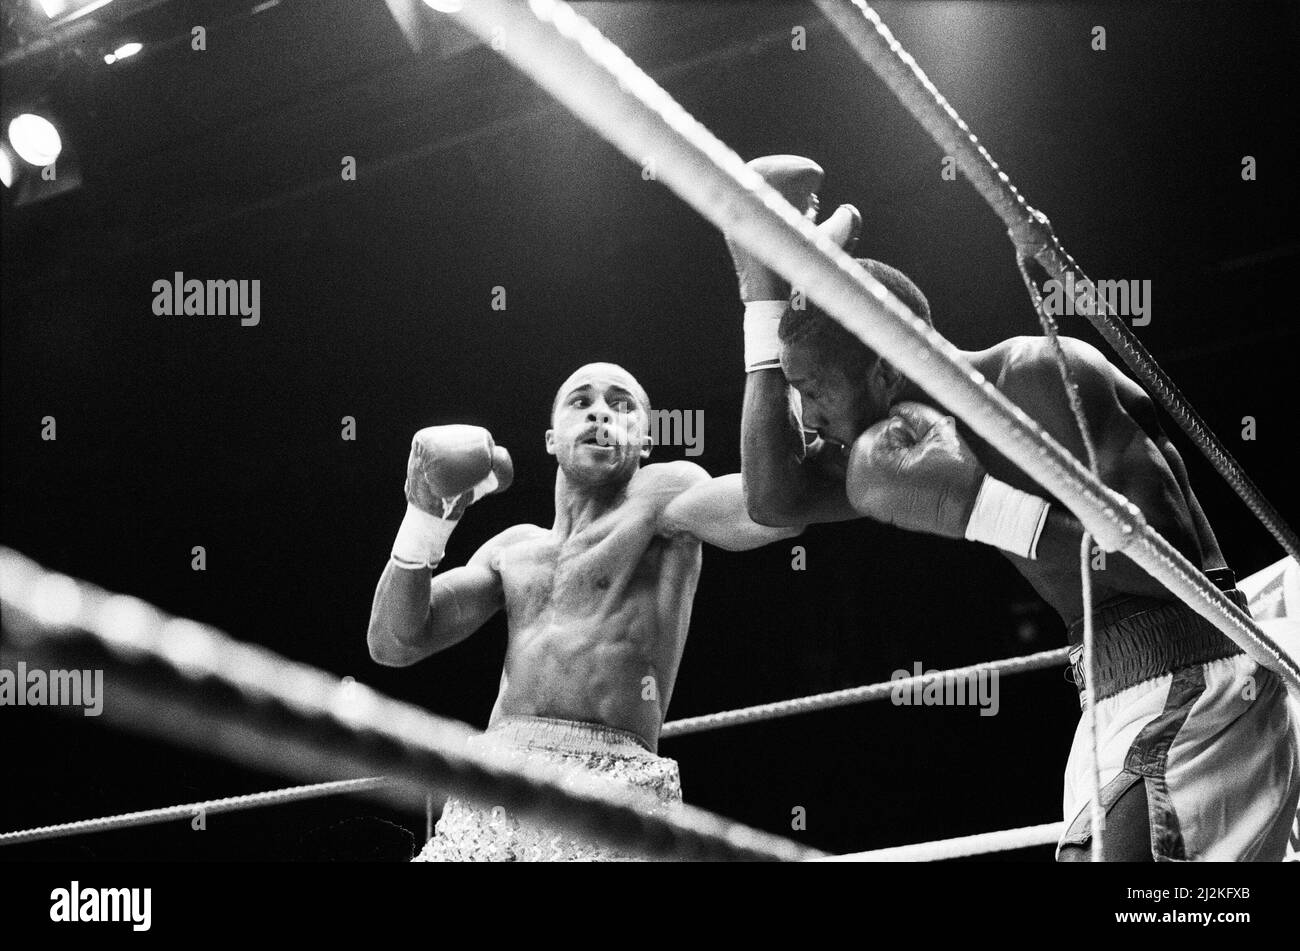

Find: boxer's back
957;336;1225;627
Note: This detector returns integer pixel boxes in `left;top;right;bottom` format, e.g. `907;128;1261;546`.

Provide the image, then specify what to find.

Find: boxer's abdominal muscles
488;523;697;743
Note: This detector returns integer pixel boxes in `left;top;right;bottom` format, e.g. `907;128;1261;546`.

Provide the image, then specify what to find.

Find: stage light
422;0;463;13
0;144;15;188
8;113;62;167
44;0;117;24
40;0;117;21
104;41;142;64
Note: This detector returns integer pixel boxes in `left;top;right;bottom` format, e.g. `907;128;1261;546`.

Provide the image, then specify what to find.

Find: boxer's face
781;340;895;448
546;363;651;485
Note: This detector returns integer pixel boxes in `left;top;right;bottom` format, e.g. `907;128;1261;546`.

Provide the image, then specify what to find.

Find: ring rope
0;778;388;847
0;548;822;862
660;647;1070;738
1079;535;1105;861
820;821;1065;862
1017;245;1108;861
814;0;1300;566
440;0;1300;700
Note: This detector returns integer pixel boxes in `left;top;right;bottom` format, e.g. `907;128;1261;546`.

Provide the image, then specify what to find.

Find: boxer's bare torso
369;363;798;752
478;467;703;748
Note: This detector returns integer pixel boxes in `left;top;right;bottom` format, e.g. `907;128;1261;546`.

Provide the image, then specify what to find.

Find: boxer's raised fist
725;155;862;303
726;155;822;303
748;154;825;215
404;425;512;519
846;401;985;539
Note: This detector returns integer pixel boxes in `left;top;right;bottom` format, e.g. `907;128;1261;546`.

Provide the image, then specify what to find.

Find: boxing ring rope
0;778;387;847
661;646;1070;738
0;645;1066;847
813;0;1300;567
821;821;1066;862
3;538;1287;858
0;548;822;862
443;0;1300;704
21;519;1277;859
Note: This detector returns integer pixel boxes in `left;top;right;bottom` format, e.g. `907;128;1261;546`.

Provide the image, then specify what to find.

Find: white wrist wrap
471;471;499;503
389;471;499;570
390;503;458;570
963;476;1051;560
744;301;786;372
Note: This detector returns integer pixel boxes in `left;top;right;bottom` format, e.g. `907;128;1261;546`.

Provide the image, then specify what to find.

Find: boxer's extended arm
742;365;860;526
368;527;523;667
655;463;803;550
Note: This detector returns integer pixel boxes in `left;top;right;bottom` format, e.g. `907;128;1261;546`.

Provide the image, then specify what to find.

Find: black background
2;1;1297;863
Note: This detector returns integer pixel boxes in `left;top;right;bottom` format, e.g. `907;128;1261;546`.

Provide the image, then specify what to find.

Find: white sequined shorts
412;715;682;862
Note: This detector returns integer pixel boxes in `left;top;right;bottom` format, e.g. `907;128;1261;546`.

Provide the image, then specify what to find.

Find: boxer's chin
561;447;631;483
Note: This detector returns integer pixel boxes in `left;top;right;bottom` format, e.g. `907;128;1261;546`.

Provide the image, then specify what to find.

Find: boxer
728;154;1299;861
367;362;801;860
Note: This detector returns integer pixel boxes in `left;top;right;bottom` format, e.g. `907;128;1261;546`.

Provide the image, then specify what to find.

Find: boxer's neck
552;471;629;537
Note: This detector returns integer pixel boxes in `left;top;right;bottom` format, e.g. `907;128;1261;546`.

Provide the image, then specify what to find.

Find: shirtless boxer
727;154;1299;861
367;362;800;860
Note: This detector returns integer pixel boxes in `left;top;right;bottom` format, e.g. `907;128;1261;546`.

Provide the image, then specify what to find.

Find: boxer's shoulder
629;460;709;499
985;335;1117;391
469;522;551;568
965;336;1123;436
628;463;711;542
956;336;1131;480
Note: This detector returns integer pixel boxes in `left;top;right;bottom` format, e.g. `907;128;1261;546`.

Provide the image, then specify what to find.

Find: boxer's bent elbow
367;622;423;667
742;474;775;524
768;521;807;541
746;493;803;528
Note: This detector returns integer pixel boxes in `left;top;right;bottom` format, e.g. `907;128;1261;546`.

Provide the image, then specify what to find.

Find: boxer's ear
544;427;557;456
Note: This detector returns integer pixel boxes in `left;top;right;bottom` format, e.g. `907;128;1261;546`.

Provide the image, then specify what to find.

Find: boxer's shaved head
547;362;653;482
551;362;651;426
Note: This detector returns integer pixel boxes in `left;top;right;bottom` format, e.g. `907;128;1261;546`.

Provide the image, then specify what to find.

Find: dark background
2;0;1296;861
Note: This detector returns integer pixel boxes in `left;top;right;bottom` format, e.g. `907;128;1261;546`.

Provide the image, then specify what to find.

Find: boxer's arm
725;155;862;528
655;463;803;551
742;366;860;526
367;526;528;667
